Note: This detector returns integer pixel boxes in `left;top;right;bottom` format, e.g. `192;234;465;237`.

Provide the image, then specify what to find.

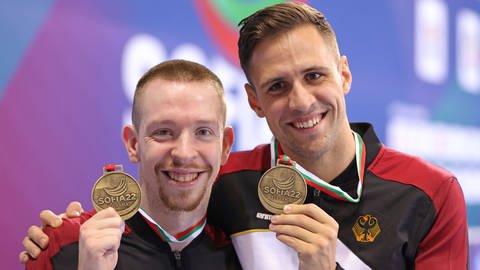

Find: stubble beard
154;169;210;212
159;187;206;212
149;163;213;212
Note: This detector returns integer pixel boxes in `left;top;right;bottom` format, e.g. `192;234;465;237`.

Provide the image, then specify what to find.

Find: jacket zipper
173;250;182;269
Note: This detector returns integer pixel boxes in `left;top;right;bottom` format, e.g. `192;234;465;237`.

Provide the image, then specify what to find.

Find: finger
284;204;335;223
83;228;123;242
275;232;311;255
270;221;336;243
81;218;123;234
80;227;123;252
271;213;336;236
81;208;123;231
271;223;336;263
65;201;84;218
18;250;31;264
269;205;338;244
27;225;49;249
22;235;42;259
272;204;337;228
88;208;121;224
39;210;63;228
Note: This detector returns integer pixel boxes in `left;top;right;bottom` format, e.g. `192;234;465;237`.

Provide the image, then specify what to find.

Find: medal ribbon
138;208;206;243
272;131;366;203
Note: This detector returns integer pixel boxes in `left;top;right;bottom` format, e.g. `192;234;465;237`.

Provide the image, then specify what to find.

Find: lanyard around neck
139;208;206;243
271;131;366;203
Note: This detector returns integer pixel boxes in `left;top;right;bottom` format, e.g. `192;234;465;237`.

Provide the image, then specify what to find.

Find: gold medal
258;163;307;214
91;164;141;220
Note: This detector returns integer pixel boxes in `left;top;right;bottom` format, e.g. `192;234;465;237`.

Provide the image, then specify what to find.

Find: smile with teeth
292;116;321;129
166;171;199;182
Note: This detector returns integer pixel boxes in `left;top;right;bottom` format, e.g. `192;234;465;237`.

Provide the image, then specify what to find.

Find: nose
171;133;197;165
287;82;315;112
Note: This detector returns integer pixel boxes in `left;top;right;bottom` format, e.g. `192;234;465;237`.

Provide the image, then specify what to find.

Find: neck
284;128;356;183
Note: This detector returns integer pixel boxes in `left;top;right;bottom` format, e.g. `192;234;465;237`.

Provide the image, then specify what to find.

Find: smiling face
123;77;233;213
245;24;352;171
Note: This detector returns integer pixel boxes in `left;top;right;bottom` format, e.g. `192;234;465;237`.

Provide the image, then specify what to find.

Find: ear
339;55;352;94
220;126;234;165
245;83;266;118
122;124;140;163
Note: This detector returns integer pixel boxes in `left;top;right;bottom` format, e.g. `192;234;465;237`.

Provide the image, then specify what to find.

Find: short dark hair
238;2;339;82
132;59;226;129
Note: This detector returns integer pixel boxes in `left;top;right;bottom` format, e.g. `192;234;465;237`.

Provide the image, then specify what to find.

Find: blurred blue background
1;0;478;268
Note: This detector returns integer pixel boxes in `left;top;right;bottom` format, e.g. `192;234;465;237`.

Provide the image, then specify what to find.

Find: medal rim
91;170;141;220
258;165;307;214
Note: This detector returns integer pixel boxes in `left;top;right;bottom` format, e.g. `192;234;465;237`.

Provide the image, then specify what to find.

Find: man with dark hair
209;2;467;269
21;2;468;269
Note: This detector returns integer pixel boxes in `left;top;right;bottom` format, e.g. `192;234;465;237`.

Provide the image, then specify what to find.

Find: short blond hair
132;59;226;129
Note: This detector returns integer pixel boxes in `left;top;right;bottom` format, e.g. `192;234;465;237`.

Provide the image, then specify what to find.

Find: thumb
66;201;84;218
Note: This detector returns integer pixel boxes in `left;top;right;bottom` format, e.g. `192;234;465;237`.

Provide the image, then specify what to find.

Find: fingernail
40;238;48;247
53;218;62;227
31;248;39;258
120;221;125;233
270;215;278;222
283;204;292;213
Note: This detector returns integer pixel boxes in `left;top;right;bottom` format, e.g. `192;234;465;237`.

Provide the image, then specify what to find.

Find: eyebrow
259;65;333;90
259;77;283;90
145;119;220;131
303;65;331;74
194;119;221;128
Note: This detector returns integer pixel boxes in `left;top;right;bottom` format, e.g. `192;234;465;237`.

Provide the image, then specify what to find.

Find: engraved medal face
258;165;307;214
92;169;141;220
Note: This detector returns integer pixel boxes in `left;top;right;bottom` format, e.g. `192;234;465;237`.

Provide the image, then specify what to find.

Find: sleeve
25;217;83;270
415;176;469;269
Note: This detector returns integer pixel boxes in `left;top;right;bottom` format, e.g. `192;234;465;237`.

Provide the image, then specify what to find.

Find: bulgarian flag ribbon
139;208;206;243
271;131;366;203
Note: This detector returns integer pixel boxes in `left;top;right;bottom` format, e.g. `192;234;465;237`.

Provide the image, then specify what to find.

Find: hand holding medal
91;164;141;220
263;143;343;270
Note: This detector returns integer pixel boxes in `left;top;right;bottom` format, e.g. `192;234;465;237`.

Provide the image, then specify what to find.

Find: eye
196;128;214;136
305;72;322;81
155;129;171;135
267;81;286;93
151;129;172;139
